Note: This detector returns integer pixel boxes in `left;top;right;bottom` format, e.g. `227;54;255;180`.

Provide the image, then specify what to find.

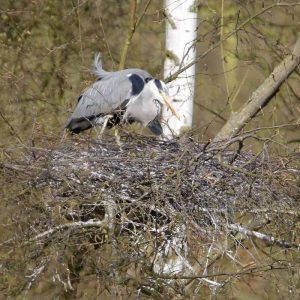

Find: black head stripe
145;77;153;83
154;79;163;90
128;74;145;96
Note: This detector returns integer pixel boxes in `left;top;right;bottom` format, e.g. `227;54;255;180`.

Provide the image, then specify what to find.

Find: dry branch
228;223;300;249
30;219;108;242
118;0;151;69
214;38;300;142
119;0;137;70
0;109;23;144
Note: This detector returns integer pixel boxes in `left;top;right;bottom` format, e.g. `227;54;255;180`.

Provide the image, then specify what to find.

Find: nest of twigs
1;134;299;298
31;134;298;220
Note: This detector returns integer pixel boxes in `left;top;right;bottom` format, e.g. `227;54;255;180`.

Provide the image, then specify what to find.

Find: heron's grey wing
65;68;152;133
65;77;130;132
71;69;153;119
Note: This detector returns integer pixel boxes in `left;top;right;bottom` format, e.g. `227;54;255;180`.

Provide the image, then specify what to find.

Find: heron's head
144;78;180;119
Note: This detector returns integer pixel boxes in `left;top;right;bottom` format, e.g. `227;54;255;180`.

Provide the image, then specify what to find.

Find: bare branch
25;259;49;293
118;0;151;69
119;0;137;70
30;219;108;242
214;38;300;142
152;264;294;280
0;109;23;144
227;223;300;249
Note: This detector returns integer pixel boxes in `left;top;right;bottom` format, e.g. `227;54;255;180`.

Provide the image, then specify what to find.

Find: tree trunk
163;0;198;137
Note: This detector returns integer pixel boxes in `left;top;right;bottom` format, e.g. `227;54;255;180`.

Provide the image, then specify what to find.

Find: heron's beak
160;91;180;120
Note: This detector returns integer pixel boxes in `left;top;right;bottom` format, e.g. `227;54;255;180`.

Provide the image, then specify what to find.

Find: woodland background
0;1;300;299
1;0;299;150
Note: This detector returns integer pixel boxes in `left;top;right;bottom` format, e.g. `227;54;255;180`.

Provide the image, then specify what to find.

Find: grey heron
65;54;179;136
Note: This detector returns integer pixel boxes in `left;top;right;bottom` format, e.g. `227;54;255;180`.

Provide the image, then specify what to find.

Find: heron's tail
92;53;110;79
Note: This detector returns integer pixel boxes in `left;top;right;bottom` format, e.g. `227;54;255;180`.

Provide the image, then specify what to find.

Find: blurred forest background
1;0;300;299
1;0;299;152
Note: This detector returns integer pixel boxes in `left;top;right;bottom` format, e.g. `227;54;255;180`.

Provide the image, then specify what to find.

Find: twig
72;0;84;62
96;5;115;68
30;219;108;242
25;259;49;293
231;69;249;106
152;264;294;280
227;223;300;249
0;109;23;144
241;122;300;135
190;207;300;216
135;0;152;28
194;102;227;122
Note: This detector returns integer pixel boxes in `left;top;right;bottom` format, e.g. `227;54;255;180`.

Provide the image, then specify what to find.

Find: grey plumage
65;54;178;135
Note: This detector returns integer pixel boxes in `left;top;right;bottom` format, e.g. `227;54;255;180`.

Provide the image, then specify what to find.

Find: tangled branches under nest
1;134;300;298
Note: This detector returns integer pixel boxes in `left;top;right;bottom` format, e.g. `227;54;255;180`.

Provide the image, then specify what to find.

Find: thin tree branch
194;102;227;122
0;109;23;144
119;0;152;70
96;5;116;68
119;0;137;70
136;0;152;28
165;2;300;83
213;38;300;142
151;264;294;280
220;0;230;103
30;219;108;242
227;223;300;249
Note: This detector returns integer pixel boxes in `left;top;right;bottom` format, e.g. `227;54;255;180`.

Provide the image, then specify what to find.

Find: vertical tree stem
119;0;137;70
220;0;230;104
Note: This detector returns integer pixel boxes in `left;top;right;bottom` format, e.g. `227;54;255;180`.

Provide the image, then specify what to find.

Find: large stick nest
1;134;299;298
31;135;299;218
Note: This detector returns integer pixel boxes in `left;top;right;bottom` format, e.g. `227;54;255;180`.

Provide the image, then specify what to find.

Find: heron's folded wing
67;77;128;122
65;68;152;132
69;69;152;120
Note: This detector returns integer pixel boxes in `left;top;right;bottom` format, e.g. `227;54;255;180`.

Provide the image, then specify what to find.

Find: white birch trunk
163;0;198;137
